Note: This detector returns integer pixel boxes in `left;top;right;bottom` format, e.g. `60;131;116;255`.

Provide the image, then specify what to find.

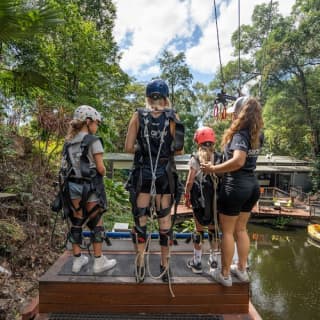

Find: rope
134;110;175;297
237;0;241;91
213;0;224;88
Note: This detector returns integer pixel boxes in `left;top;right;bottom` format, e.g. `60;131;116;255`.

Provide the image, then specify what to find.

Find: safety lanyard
143;112;169;211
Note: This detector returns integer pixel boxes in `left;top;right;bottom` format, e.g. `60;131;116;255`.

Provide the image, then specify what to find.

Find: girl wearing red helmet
184;127;222;274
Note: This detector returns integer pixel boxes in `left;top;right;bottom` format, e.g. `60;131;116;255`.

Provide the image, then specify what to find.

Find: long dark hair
221;97;263;150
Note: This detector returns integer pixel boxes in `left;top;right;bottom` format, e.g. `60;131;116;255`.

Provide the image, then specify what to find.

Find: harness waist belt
68;177;91;184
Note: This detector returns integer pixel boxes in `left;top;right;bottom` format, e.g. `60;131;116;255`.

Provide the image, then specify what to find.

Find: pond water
247;224;320;320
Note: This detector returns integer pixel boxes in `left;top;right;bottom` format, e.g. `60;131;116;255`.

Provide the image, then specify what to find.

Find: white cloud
113;0;295;82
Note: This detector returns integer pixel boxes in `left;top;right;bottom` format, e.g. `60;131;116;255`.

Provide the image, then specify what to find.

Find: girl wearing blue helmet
125;79;184;283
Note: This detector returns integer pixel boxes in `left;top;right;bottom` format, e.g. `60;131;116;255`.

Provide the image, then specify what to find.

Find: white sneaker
72;255;89;273
93;255;117;274
208;254;219;269
230;265;249;282
210;268;232;287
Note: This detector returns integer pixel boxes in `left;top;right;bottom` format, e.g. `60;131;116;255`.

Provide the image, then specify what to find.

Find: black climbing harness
50;134;110;251
126;108;184;294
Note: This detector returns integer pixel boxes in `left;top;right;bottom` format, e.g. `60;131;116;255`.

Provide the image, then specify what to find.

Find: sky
113;0;296;85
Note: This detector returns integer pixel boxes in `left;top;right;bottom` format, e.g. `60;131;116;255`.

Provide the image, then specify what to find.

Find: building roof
105;153;313;173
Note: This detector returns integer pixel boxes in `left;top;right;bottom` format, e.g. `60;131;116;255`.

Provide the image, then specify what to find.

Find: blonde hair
198;144;215;164
145;97;171;110
65;119;87;141
221;97;263;150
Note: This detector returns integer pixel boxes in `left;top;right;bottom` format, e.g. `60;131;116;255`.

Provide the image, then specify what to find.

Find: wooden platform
31;239;260;320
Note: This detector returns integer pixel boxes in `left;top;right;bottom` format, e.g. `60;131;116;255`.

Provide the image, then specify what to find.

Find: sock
95;255;101;259
74;253;81;257
194;248;202;264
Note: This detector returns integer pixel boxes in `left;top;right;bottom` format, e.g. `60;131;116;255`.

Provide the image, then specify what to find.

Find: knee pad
90;226;105;243
134;207;150;219
86;211;103;230
156;206;172;219
159;228;173;247
192;231;204;244
69;226;82;244
131;225;147;244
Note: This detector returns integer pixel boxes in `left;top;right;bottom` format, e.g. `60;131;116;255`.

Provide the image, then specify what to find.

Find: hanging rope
237;0;242;92
213;0;224;89
259;0;274;100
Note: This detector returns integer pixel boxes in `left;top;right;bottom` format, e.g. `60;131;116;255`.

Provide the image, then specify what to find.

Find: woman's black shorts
218;173;260;216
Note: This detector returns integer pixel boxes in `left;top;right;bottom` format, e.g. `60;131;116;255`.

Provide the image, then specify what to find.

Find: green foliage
103;178;132;229
272;216;293;229
262;90;312;157
0;0;63;43
159;50;194;111
178;219;195;233
311;155;320;193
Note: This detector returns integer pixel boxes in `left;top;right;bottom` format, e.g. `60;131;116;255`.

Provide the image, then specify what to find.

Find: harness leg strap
159;228;173;247
86;209;103;230
156;206;172;219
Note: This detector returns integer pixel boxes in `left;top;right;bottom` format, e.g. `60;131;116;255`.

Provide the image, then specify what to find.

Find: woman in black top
201;96;263;287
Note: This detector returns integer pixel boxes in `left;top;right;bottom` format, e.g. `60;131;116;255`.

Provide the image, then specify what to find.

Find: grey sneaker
93;255;116;274
187;259;203;274
72;255;89;273
211;268;232;287
230;265;249;282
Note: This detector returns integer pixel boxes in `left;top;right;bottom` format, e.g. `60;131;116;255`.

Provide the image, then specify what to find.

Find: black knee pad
156;206;171;219
69;226;82;244
192;231;204;244
86;211;103;230
131;225;147;244
134;207;150;219
159;228;173;247
90;226;105;243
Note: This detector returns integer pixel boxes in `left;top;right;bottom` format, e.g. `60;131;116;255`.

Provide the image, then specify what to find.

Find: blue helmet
146;79;169;99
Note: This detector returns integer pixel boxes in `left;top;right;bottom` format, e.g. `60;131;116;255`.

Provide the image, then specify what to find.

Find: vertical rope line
238;0;241;91
213;0;224;87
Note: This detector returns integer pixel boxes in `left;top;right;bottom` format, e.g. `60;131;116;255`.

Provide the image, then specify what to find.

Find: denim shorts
68;182;99;202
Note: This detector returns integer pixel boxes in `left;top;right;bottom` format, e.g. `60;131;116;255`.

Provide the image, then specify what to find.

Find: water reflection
248;224;320;320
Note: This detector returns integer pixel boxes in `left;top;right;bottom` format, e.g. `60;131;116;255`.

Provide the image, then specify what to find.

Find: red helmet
193;127;216;144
